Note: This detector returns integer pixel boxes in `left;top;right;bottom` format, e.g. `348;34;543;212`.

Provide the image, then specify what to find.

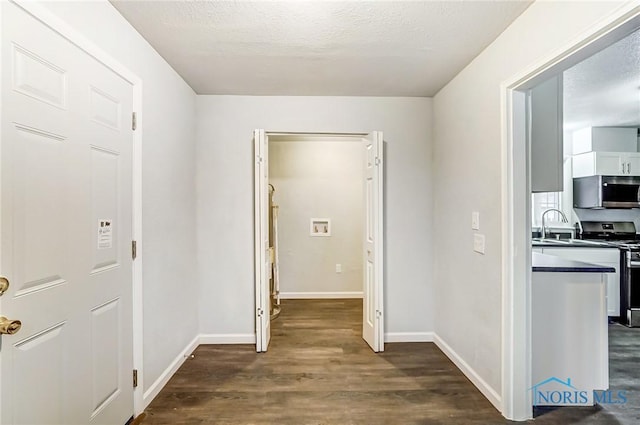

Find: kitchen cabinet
530;75;563;192
572;127;638;155
628;154;640;175
573;151;640;177
532;265;609;405
540;247;620;316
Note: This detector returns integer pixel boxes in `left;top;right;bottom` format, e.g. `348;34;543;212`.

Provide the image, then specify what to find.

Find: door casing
501;6;640;421
253;131;385;353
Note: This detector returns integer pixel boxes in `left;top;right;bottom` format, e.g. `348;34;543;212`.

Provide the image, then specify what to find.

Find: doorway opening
253;131;384;354
502;8;640;421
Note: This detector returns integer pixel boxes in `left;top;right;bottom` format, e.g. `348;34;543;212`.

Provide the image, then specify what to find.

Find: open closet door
254;129;271;352
362;131;384;352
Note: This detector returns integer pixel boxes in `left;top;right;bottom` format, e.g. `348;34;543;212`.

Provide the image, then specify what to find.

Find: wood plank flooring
142;299;631;424
596;323;640;424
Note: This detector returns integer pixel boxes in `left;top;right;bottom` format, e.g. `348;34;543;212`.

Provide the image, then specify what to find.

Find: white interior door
273;204;281;306
0;3;134;424
254;129;271;352
362;131;384;352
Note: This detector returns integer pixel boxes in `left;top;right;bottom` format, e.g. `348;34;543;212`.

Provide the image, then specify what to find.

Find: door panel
90;86;123;130
13;323;66;425
90;298;121;419
12;44;68;109
362;131;384;352
12;124;68;297
90;146;120;272
1;3;134;424
366;260;374;328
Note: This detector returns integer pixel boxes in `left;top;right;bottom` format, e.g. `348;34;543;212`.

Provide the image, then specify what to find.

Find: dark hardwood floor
597;323;640;424
142;299;635;424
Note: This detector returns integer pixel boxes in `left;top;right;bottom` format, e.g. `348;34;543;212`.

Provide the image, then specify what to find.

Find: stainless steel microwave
574;175;640;209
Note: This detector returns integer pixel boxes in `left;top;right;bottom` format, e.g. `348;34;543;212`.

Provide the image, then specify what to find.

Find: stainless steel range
578;221;640;327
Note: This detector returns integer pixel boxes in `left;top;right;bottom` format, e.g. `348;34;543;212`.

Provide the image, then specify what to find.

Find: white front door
362;131;384;352
254;129;271;352
0;3;134;424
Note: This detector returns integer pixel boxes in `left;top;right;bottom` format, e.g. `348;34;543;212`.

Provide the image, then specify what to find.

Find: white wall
196;96;433;338
270;140;363;296
433;0;633;407
37;1;199;396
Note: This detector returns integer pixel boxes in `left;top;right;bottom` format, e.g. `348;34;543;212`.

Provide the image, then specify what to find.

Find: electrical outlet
336;264;342;273
472;212;480;230
474;234;485;254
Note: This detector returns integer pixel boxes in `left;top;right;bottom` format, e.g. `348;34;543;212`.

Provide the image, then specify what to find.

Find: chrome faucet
541;208;569;239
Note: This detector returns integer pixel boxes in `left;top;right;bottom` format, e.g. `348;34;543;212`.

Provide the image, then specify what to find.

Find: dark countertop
532;252;616;273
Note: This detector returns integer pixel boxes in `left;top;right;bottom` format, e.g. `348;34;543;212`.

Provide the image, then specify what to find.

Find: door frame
253;131;384;352
9;0;146;416
501;4;640;421
254;129;270;352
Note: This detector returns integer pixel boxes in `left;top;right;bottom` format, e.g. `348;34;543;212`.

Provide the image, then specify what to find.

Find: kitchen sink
532;238;571;245
531;238;611;247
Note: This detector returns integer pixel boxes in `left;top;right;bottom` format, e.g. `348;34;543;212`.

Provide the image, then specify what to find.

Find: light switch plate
335;264;342;273
472;212;480;230
473;234;485;254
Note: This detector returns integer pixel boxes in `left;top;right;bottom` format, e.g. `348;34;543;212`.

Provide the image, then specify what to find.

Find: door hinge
257;308;264;317
132;369;138;388
376;309;382;318
132;112;137;131
132;240;137;260
375;157;381;166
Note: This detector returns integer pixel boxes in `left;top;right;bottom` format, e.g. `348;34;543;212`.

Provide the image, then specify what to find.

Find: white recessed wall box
310;218;331;237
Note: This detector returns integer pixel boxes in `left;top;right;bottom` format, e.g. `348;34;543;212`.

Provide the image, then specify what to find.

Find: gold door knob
0;277;9;296
0;316;21;335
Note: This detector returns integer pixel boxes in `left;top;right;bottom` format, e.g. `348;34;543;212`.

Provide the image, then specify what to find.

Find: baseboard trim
199;333;256;344
142;335;199;409
384;332;434;343
279;291;363;299
433;333;502;411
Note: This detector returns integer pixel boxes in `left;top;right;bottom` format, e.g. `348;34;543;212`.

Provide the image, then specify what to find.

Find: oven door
623;251;640;326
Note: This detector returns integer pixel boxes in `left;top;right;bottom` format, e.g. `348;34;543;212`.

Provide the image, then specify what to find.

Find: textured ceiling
110;0;532;96
564;28;640;131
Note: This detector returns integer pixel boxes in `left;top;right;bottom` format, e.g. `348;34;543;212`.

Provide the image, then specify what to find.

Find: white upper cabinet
530;75;563;193
572;127;638;154
573;151;640;177
626;153;640;175
571;127;640;177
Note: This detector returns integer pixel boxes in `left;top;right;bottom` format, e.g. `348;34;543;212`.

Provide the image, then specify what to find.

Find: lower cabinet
532;270;609;405
541;247;620;316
